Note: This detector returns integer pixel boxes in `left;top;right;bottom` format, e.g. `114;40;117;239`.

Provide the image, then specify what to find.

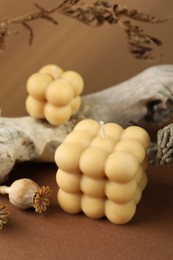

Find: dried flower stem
156;124;173;165
0;0;171;60
0;203;9;229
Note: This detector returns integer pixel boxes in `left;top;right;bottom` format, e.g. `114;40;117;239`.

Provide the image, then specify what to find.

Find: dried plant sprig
0;203;9;229
117;6;171;24
0;19;17;52
122;20;162;60
63;1;170;26
61;1;119;25
157;124;173;165
21;22;34;46
0;0;171;60
33;186;52;214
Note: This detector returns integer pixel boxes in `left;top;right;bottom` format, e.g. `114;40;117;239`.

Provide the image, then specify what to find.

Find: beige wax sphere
55;142;84;173
105;199;136;224
81;195;105;219
62;71;84;95
91;136;116;153
133;186;142;205
26;73;52;100
45;79;74;106
25;95;45;119
114;139;145;164
98;123;124;139
39;64;63;79
79;147;109;179
121;126;150;149
70;96;81;114
73;119;100;136
105;152;139;183
58;189;81;214
64;131;93;148
134;166;143;184
105;179;137;204
44;103;72;125
139;172;148;191
80;176;105;198
56;169;81;193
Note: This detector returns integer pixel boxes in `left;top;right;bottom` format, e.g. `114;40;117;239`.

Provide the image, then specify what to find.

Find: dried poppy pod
25;64;84;125
0;178;52;213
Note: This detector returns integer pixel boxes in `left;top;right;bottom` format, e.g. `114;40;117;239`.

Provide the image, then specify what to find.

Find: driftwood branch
0;64;173;183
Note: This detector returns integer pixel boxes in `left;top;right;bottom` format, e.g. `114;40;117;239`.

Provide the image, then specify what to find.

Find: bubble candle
55;119;150;224
26;64;84;125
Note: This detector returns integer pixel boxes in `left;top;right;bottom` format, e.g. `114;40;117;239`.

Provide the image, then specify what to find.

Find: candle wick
51;66;58;79
100;121;106;140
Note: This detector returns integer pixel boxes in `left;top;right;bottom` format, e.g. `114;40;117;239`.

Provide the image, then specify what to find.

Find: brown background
0;1;173;259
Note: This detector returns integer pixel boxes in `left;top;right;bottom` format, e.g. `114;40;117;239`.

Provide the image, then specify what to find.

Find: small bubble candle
25;64;84;125
55;119;150;224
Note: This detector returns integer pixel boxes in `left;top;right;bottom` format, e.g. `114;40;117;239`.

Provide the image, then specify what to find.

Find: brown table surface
0;154;173;260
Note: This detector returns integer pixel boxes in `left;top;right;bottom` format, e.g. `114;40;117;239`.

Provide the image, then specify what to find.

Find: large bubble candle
55;119;150;224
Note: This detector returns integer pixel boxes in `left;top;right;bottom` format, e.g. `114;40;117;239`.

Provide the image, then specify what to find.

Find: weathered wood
0;64;173;183
81;64;173;125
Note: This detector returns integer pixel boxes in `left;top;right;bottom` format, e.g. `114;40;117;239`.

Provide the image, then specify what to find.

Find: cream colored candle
70;96;82;114
105;179;137;204
73;118;100;136
58;189;81;214
121;126;150;149
105;199;136;225
61;71;84;95
44;103;72;125
39;64;63;79
25;95;45;119
26;73;53;100
81;195;105;219
56;169;81;193
55;142;84;173
55;119;150;224
64;131;94;148
25;64;84;125
45;79;75;106
79;147;109;179
105;152;139;183
80;176;105;198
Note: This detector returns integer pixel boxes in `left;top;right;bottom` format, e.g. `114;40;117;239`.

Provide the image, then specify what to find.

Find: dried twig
0;0;171;59
121;20;162;61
